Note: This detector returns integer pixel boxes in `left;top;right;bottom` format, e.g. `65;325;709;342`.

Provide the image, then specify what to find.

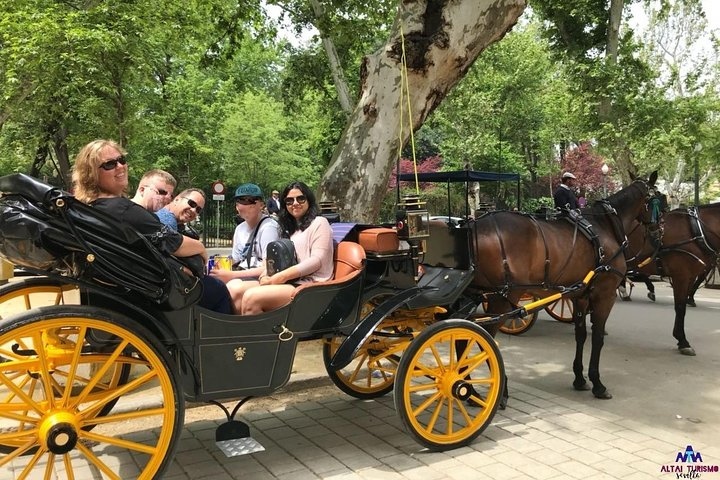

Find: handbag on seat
265;239;297;276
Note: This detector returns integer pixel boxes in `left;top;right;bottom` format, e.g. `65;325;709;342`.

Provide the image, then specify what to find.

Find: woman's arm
264;217;333;284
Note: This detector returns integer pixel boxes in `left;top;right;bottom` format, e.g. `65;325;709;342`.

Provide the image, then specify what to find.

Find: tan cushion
358;228;399;253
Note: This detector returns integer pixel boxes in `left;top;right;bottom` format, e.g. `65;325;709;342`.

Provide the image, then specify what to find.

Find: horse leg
618;280;631;301
572;298;590;391
686;271;706;307
644;275;656;301
671;278;696;356
588;301;612;399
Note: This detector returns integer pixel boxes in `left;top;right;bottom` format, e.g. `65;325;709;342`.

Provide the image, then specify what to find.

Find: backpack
265;239;297;276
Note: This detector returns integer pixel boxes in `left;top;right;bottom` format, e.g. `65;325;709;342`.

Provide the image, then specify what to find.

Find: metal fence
197;197;239;248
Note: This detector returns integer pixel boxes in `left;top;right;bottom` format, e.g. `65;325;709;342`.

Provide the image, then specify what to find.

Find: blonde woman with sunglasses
227;181;334;315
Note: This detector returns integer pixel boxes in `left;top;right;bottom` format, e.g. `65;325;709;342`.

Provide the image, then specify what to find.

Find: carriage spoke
80;368;155;418
449;335;456;370
348;352;369;384
83;407;167;427
1;371;33;404
407;383;438;393
458;350;489;373
70;340;129;408
63;454;75;480
424;396;444;434
19;444;48;479
32;331;55;410
412;391;442;417
429;345;445;373
0;371;45;415
466;377;496;386
456;398;473;424
0;427;38;443
43;453;57;480
76;441;122;480
81;429;158;455
467;394;488;408
0;439;36;468
59;326;88;405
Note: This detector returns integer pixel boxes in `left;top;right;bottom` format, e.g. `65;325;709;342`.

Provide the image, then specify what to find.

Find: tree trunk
318;0;526;222
309;0;353;114
52;125;71;188
598;0;623;122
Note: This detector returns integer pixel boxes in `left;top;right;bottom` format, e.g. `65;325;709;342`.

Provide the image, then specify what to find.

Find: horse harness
649;207;720;273
487;201;628;296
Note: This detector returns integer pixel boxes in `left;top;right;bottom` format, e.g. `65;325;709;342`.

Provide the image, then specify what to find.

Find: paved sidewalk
160;378;720;480
4;281;720;479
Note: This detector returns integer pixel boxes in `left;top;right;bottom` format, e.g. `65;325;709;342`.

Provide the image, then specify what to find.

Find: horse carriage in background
0;168;655;478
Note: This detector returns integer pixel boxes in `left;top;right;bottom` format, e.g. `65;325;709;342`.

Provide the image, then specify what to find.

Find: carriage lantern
395;194;430;241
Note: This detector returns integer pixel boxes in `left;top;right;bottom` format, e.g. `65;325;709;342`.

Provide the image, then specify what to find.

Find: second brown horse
626;202;720;356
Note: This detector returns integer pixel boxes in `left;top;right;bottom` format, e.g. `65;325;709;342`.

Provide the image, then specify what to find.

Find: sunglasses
284;195;307;206
235;197;258;205
98;155;127;171
183;197;203;214
145;185;171;197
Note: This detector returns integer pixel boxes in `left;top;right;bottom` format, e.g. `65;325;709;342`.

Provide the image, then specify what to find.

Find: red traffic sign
211;181;225;195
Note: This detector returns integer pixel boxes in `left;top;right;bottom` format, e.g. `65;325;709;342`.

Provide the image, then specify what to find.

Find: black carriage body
82;265;366;402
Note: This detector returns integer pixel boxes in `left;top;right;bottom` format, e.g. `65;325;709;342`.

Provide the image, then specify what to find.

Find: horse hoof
679;347;696;356
648;292;656;302
687;301;696;308
593;390;613;399
573;382;590;391
621;296;631;302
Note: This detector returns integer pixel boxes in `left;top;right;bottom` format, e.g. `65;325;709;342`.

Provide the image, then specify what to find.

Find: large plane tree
315;0;527;222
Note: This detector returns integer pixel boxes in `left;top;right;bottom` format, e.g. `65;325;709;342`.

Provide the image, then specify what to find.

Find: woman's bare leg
226;279;260;314
241;284;296;315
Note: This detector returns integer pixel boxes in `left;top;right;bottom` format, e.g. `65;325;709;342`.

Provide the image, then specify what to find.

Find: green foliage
0;0;717;210
219;90;324;192
428;23;587;204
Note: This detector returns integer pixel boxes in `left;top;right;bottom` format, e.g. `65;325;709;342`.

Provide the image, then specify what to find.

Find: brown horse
627;203;720;356
469;172;658;399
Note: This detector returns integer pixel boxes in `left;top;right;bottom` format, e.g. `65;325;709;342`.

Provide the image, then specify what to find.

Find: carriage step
215;420;265;457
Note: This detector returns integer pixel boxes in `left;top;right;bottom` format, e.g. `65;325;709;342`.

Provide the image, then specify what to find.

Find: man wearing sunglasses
211;183;279;283
156;188;205;233
131;169;176;213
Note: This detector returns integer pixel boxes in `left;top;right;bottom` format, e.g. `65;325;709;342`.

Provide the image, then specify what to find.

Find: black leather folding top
0;173;174;305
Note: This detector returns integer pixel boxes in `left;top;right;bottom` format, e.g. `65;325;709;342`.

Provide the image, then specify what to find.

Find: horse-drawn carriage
0;172;520;478
0;169;659;479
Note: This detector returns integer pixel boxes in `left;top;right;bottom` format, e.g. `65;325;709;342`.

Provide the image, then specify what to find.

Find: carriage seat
291;241;365;298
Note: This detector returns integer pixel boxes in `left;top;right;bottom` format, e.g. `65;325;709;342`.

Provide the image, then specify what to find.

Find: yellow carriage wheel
394;320;505;451
0;278;130;429
498;294;539;335
323;297;407;399
323;332;406;399
0;305;183;479
0;277;79;320
545;297;574;322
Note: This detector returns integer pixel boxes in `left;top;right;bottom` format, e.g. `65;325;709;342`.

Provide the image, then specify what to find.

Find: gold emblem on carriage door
233;346;247;361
